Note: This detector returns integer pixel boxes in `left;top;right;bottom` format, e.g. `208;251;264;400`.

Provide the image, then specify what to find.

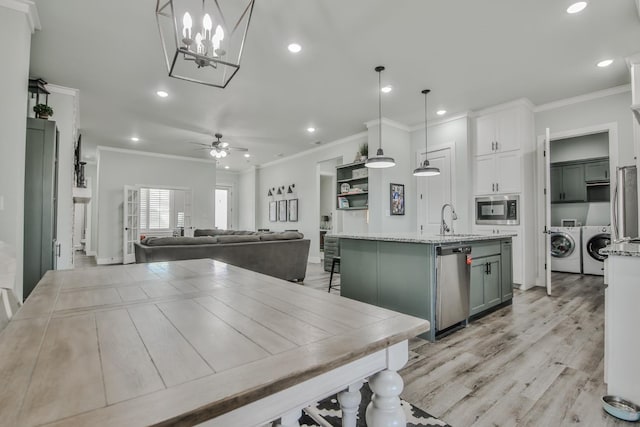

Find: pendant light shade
366;66;395;169
413;89;440;177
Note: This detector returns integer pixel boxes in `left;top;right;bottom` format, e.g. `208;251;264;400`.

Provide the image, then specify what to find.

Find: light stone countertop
601;241;640;257
328;231;516;244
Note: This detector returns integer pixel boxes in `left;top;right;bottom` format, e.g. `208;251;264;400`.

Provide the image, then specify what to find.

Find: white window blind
140;188;171;230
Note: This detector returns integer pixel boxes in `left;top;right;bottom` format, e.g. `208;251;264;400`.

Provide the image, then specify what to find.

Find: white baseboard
97;257;123;265
308;256;321;264
86;250;97;256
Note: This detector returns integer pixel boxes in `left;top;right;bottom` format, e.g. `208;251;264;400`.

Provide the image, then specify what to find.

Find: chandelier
155;0;255;88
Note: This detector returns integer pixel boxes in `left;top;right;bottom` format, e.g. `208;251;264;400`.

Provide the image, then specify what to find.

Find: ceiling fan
190;133;248;158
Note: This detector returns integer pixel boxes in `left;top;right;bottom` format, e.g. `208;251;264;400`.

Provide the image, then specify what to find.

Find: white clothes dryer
582;226;611;276
550;227;582;274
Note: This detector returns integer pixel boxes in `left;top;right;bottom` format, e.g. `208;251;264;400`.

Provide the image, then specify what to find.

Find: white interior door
123;185;139;264
417;147;453;234
544;128;552;295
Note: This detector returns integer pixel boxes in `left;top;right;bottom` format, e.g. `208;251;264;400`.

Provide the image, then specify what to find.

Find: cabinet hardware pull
496;183;499;192
495;141;498;151
491;141;495;151
492;183;495;192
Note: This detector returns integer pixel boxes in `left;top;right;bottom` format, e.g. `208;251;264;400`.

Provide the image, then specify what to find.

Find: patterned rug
298;382;450;427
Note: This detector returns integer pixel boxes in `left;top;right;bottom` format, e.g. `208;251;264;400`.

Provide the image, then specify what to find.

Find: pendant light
413;89;440;177
365;66;396;169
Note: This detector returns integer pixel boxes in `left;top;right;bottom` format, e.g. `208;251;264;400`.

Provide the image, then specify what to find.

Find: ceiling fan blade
193;147;211;151
187;141;212;147
228;147;249;152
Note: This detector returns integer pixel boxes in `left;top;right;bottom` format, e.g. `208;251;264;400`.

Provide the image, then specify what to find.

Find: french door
123;185;139;264
544;128;552;295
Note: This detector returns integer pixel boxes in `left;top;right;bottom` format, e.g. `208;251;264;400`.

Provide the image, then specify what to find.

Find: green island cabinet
339;236;513;342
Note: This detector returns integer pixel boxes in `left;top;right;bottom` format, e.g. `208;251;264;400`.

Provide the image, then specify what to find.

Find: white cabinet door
495;108;520;153
475;114;495;156
496;151;521;194
475;155;496;195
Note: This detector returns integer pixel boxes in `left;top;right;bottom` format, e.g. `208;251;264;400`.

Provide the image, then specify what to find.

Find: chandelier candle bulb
182;12;192;41
203;14;212;39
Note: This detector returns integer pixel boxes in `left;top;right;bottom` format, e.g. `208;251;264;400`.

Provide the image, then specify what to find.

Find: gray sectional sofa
133;229;310;282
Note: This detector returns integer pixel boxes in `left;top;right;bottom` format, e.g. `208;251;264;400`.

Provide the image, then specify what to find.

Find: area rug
298;382;450;427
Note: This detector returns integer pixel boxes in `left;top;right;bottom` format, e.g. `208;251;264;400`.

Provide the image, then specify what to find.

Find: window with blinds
140;188;171;230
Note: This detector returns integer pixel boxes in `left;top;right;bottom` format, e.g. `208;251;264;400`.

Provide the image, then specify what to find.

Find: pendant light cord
378;69;382;151
424;91;428;153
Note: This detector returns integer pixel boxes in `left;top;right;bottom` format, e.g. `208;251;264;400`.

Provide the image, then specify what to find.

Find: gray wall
551;132;609;163
237;167;256;230
0;6;32;300
410;116;471;233
96;148;216;263
215;170;240;229
535;91;634;167
84;163;98;255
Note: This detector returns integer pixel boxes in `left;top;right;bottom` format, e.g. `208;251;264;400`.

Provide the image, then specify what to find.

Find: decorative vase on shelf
354;151;362;162
360;155;368;162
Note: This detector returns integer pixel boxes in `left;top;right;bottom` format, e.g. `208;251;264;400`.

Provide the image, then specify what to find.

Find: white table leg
275;409;301;427
365;341;408;427
338;380;363;427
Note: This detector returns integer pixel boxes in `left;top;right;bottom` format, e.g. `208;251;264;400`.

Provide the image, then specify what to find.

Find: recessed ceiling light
381;85;392;93
224;165;229;169
307;127;316;133
156;90;169;98
244;153;250;158
288;43;302;53
566;2;587;14
130;137;140;142
597;59;613;68
436;110;447;116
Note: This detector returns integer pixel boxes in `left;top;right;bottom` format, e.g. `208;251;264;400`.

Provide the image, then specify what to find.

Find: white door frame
535;122;619;287
123;185;140;264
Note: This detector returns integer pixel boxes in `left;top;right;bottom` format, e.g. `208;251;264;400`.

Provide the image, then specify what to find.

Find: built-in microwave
475;195;520;225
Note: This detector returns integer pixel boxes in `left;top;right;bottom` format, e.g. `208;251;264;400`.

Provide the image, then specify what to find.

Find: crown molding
364;117;411;132
409;112;471;132
625;52;640;69
533;85;631;113
474;98;535;116
0;0;40;32
258;131;367;169
46;83;79;97
97;146;218;165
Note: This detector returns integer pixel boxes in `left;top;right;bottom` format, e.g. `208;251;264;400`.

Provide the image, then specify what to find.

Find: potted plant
359;142;368;161
33;104;54;119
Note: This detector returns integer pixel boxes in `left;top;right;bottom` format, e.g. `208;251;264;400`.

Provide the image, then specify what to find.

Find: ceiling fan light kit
366;66;395;169
155;0;255;88
413;89;440;177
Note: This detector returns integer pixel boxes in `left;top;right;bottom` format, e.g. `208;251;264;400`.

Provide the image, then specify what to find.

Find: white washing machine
550;227;582;274
582;226;611;276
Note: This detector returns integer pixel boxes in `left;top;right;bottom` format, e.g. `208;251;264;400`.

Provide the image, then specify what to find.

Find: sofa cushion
142;236;218;246
216;235;261;244
194;229;261;237
259;231;304;241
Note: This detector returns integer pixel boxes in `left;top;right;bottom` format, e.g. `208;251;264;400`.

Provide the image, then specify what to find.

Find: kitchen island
332;232;514;341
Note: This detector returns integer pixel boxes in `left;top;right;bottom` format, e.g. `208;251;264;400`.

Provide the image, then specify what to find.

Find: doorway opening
537;123;618;294
215;186;232;230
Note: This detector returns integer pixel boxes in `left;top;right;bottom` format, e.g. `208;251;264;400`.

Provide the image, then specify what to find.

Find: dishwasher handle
437;246;472;256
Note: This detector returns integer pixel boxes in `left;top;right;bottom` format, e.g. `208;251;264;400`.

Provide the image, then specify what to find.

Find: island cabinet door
470;259;487;316
484;255;502;308
501;240;513;301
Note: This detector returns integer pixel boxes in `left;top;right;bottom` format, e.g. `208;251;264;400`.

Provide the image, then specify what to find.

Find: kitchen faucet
440;203;458;235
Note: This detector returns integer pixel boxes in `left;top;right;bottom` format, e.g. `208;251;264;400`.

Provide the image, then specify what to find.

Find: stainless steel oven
475;195;519;225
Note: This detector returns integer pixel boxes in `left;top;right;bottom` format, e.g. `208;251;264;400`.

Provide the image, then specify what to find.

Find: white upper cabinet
475;151;521;195
474;108;520;156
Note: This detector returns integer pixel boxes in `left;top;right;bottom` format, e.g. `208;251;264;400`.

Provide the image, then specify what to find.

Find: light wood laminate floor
306;267;629;427
68;261;627;426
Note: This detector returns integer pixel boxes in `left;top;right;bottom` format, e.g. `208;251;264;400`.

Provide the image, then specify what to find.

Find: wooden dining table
0;259;429;427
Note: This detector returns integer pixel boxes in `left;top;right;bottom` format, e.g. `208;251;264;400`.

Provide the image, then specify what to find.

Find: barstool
328;256;341;293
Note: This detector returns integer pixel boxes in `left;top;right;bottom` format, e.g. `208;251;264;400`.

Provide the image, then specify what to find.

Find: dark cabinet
24;118;59;299
551;164;586;203
585;160;609;181
470;255;501;316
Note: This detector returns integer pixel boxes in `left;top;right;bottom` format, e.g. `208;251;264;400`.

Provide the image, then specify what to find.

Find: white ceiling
30;0;640;171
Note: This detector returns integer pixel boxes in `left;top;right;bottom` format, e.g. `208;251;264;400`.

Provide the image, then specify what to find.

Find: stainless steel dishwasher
436;245;472;332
